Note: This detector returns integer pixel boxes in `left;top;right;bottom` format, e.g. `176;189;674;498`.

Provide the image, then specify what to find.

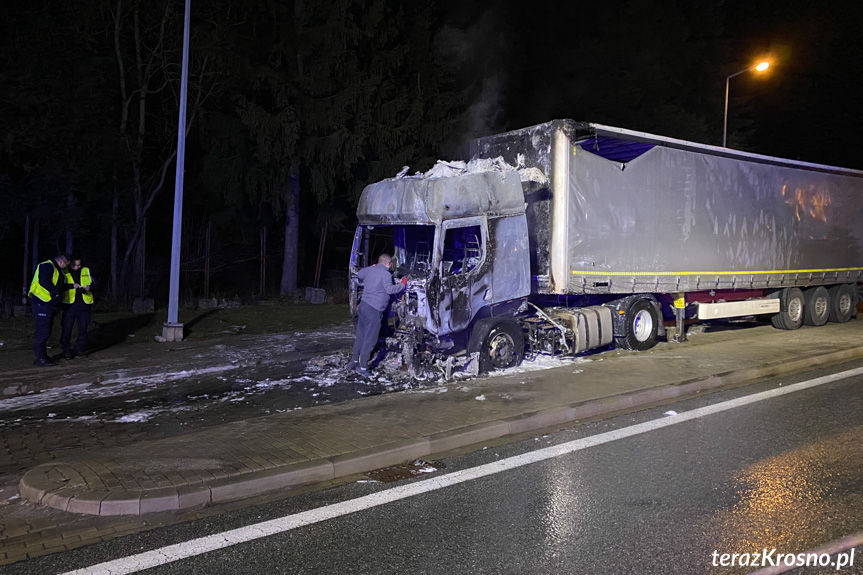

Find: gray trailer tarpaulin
475;120;863;296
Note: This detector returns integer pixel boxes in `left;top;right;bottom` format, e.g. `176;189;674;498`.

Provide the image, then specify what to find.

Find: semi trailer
349;119;863;376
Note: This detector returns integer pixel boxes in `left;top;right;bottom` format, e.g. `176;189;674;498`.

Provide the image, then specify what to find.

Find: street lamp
723;61;770;147
162;0;191;343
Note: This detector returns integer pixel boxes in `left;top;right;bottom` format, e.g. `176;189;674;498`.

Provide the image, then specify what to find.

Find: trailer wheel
770;287;804;330
803;286;830;326
614;299;659;351
828;284;856;323
468;317;525;374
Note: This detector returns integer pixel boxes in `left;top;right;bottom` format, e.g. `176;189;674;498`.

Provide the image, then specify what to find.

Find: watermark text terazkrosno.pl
711;548;855;570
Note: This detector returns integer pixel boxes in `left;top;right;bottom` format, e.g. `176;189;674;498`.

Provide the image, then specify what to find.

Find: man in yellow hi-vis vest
60;254;95;360
28;252;70;367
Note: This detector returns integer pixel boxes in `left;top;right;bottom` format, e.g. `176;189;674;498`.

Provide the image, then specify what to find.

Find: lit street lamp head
723;60;773;147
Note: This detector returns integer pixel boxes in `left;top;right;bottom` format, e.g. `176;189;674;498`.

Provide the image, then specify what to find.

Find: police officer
28;252;70;367
60;254;94;359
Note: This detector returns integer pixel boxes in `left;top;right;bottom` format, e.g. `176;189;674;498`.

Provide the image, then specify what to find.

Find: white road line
60;366;863;575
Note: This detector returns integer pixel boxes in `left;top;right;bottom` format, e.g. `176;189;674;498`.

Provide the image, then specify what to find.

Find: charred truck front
350;170;532;377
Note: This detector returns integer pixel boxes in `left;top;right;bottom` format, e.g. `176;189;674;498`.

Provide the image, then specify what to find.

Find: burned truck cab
349;169;531;374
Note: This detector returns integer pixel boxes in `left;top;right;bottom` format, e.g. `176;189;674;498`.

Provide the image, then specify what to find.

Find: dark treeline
1;0;468;306
1;0;860;308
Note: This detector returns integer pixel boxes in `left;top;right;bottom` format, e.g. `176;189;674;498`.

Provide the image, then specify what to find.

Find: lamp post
162;0;191;343
723;61;769;148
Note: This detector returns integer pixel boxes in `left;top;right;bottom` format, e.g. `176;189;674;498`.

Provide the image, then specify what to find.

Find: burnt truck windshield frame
351;224;436;276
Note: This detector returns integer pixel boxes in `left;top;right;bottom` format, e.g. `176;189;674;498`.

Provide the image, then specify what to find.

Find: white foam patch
399;156;549;185
488;354;593;377
112;405;196;423
1;325;595;428
0;369;234;414
0;328;356;419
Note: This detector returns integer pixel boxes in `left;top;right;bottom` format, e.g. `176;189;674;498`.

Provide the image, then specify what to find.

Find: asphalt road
10;358;863;575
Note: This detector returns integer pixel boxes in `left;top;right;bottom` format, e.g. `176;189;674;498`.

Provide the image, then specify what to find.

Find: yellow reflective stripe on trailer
572;267;863;276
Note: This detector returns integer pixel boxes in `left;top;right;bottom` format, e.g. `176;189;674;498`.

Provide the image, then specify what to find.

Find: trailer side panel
565;142;863;294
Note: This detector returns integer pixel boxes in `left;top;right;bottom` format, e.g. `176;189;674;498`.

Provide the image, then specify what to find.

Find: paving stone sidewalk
16;320;863;520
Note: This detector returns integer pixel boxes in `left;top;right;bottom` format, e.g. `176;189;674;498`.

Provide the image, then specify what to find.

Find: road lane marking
60;365;863;575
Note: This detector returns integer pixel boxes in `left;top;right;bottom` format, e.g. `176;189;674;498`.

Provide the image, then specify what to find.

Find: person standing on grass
60;254;94;359
28;252;69;367
350;253;407;377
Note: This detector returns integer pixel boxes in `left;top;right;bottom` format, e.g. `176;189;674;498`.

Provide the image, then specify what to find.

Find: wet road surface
11;359;863;575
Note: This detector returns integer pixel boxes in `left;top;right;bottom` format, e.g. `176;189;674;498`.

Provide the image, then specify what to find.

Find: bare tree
110;0;219;296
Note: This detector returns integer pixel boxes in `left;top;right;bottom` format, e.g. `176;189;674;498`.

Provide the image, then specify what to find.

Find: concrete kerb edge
427;421;510;453
140;487;180;514
100;491;142;516
66;490;112;516
17;344;863;516
209;459;335;504
16;475;57;505
329;438;431;478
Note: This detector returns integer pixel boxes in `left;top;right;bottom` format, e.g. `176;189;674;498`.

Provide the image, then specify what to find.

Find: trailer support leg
673;293;687;343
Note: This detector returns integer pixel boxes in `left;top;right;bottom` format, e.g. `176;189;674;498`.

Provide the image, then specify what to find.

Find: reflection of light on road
541;456;587;550
711;427;863;553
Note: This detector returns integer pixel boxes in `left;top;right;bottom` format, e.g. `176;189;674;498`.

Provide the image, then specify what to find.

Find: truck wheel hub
633;309;654;342
488;333;516;368
788;298;802;322
814;296;828;317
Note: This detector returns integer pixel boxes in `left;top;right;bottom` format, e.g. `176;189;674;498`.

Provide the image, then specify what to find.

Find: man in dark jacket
28;252;70;366
60;254;95;359
350;253;406;377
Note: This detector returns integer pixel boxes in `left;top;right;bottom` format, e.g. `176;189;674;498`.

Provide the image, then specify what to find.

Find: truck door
348;226;369;317
438;218;486;334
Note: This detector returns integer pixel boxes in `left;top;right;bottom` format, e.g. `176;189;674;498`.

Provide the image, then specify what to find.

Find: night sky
1;0;861;299
445;0;863;167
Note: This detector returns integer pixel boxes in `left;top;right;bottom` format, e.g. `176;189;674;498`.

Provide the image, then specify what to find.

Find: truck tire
468;317;525;374
770;287;804;330
803;286;830;326
828;283;856;323
614;298;659;351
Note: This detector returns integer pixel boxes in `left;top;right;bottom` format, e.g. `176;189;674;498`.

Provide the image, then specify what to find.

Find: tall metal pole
163;0;191;343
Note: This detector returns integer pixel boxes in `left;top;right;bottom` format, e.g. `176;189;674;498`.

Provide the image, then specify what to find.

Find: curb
19;344;863;516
